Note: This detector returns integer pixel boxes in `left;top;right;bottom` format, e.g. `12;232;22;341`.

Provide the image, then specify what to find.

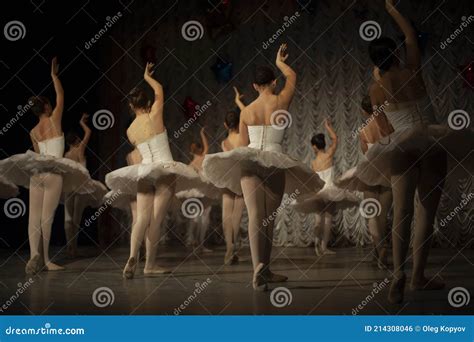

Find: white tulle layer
0;150;91;193
358;125;473;187
175;173;222;201
61;180;108;208
0;176;19;199
103;190;134;211
202;147;325;196
105;161;199;195
291;184;361;213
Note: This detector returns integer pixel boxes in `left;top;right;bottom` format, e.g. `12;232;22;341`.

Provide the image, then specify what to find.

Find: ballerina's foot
410;276;445;291
201;247;213;253
264;270;288;283
143;266;171;275
321;248;336;255
253;263;268;292
388;273;406;304
123;257;138;279
314;245;322;257
224;250;237;265
45;262;65;271
25;255;42;275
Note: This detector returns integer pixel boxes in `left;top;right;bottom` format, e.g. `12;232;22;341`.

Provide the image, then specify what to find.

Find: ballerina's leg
411;151;446;290
26;174;46;273
321;210;335;254
40;173;63;271
222;191;235;262
376;187;393;267
144;176;174;274
64;194;76;257
198;205;212;250
231;195;244;251
313;213;323;255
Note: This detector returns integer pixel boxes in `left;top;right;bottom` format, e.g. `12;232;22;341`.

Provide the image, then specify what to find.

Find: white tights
186;205;212;247
129;176;175;270
28;173;63;265
222;191;244;251
314;211;333;250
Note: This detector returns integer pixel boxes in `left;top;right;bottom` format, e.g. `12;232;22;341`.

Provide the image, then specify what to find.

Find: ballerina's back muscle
127;112;164;146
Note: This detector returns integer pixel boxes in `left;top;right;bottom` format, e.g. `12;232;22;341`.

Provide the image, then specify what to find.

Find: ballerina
63;113;107;258
364;0;473;303
220;87;246;265
0;57;90;274
176;127;217;253
292;118;360;256
336;95;393;269
203;44;325;290
105;62;198;279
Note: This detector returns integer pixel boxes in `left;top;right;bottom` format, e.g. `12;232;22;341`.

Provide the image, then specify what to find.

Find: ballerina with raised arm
203;44;324;291
105;62;198;279
63;113;107;258
0;58;90;274
292;118;360;256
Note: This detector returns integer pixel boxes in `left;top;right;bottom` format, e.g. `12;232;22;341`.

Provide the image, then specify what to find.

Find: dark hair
361;95;373;114
29;96;51;116
368;37;397;71
311;133;326;150
254;66;276;86
190;141;203;154
128;87;150;110
66;131;81;146
225;111;240;130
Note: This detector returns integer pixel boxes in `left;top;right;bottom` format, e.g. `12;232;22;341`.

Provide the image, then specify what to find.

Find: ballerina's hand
276;43;289;64
385;0;396;11
373;66;382;82
233;86;243;100
144;62;155;78
324;118;333;129
51;57;59;77
80;113;89;124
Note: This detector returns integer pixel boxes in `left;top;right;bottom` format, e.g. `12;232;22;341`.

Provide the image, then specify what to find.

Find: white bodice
136;131;173;164
316;166;334;186
385;96;437;131
247;126;284;152
38;135;65;158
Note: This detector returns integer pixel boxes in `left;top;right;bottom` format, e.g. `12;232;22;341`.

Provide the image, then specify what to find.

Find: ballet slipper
123;257;138;279
263;270;288;283
314;244;322;256
45;262;65;271
410;276;445;291
224;249;234;265
252;263;268;292
388;272;406;304
25;255;42;275
321;247;336;255
143;265;171;275
201;247;213;253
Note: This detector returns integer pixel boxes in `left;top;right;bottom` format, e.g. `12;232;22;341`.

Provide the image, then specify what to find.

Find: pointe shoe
264;269;288;283
388;272;406;304
45;262;65;271
314;244;322;256
123;257;138;279
201;247;213;253
410;276;445;291
25;255;42;275
143;265;171;275
253;263;268;292
224;249;235;265
321;247;336;255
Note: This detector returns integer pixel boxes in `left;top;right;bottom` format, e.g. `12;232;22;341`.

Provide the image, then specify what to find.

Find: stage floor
0;246;472;315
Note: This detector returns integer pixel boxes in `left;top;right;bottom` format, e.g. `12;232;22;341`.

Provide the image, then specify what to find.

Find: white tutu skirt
175;173;222;202
105;161;199;195
291;184;361;214
0;150;91;193
336;165;391;192
102;190;134;211
61;180;108;208
0;176;19;199
202;147;325;196
360;125;474;186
